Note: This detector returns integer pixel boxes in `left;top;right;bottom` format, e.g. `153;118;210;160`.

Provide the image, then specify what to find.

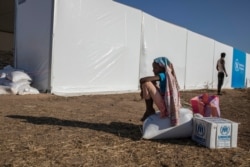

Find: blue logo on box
196;123;205;136
220;125;230;135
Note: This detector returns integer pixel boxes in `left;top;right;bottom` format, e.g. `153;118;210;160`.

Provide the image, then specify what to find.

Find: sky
115;0;250;54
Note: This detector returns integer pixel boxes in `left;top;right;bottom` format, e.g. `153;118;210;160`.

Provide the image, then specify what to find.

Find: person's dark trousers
217;72;224;94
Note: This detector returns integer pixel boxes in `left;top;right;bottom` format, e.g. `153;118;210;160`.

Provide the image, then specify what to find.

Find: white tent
14;0;249;96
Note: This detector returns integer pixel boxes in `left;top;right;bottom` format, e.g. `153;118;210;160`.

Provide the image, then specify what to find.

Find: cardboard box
192;117;239;149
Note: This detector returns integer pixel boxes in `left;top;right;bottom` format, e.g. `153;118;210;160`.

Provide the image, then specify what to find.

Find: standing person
216;52;228;95
139;57;181;126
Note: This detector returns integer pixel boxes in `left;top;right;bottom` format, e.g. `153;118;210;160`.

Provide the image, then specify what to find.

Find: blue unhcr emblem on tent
234;59;244;72
231;49;246;88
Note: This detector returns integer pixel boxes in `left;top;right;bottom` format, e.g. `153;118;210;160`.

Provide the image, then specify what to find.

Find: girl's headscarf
154;57;171;68
154;56;181;126
153;56;180;89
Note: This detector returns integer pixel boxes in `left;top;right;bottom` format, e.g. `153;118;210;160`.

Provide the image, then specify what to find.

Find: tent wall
140;13;187;90
185;31;215;89
15;0;53;91
51;0;142;95
139;12;249;91
14;0;250;96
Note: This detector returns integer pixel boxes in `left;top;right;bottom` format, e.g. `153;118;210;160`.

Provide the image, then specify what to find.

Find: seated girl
139;57;181;126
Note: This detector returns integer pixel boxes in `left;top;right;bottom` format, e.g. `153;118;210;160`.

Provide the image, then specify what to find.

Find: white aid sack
142;108;193;139
7;71;32;82
18;85;40;95
0;85;11;95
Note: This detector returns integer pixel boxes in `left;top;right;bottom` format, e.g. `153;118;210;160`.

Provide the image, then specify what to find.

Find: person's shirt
158;72;166;95
217;58;225;72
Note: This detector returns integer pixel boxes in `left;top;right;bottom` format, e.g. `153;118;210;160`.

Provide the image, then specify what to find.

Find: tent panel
185;31;214;89
15;0;53;91
140;13;187;90
51;0;142;95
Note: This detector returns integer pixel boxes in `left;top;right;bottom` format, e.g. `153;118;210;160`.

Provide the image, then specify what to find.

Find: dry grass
0;53;250;166
0;89;249;167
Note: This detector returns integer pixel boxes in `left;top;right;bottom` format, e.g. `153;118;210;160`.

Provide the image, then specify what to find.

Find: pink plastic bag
190;94;220;117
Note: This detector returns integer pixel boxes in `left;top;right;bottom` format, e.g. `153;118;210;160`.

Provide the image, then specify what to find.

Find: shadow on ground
6;115;196;146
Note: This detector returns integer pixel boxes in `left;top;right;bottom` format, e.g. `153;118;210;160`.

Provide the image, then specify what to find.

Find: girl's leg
140;98;155;121
141;82;166;120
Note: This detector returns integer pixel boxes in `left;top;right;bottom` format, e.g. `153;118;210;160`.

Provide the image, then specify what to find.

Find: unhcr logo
196;123;205;136
220;125;230;135
234;59;245;72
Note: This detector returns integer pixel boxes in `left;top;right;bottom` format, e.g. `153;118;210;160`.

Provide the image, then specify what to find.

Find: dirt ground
0;88;250;167
0;53;249;167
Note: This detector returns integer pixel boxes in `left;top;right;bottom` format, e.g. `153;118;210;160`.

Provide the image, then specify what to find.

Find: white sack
18;85;39;95
7;71;32;82
9;79;31;95
0;66;39;95
142;108;193;139
0;85;11;95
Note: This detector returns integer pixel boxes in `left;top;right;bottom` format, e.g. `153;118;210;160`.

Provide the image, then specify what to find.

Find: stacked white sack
0;65;39;95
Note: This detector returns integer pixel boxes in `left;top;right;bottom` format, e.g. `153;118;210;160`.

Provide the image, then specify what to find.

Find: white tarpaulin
51;0;142;95
185;31;215;89
13;0;250;96
15;0;53;91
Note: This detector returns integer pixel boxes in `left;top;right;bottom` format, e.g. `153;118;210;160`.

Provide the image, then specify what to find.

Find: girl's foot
140;109;155;121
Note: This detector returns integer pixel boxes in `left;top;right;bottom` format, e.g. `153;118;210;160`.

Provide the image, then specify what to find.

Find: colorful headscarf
154;57;171;67
154;57;181;126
